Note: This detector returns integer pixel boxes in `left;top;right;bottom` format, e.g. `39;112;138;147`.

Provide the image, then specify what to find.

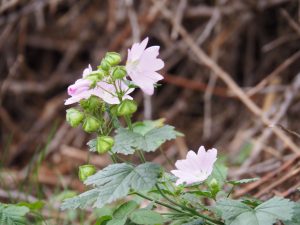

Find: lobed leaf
216;197;294;225
61;188;100;210
182;218;204;225
284;202;300;225
129;209;164;225
113;201;138;220
112;120;178;155
62;163;161;209
0;204;29;225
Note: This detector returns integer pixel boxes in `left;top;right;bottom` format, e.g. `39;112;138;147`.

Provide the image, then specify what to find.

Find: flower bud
78;164;96;181
100;59;111;71
88;96;103;111
110;105;118;116
112;66;126;80
209;178;220;196
105;52;121;66
96;136;114;154
66;108;84;127
117;99;137;116
85;70;105;83
82;115;101;133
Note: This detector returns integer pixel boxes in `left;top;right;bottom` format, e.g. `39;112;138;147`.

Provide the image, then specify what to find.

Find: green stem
109;151;117;163
227;185;235;198
124;115;133;130
133;192;189;214
137;149;146;163
155;184;223;225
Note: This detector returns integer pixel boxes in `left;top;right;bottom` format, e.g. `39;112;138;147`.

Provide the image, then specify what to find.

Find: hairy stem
155;184;223;225
133;191;188;214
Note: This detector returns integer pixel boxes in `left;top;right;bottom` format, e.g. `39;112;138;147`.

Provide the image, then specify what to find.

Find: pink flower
67;79;91;96
95;81;134;104
126;37;164;95
65;79;133;105
171;146;217;185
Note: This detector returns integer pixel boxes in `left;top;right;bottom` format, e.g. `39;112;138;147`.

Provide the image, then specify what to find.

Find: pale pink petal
144;71;163;82
197;147;217;174
65;90;92;105
128;37;149;61
91;80;134;104
172;170;205;185
171;170;197;185
186;150;197;160
67;79;91;96
82;64;93;78
171;146;218;186
126;37;164;95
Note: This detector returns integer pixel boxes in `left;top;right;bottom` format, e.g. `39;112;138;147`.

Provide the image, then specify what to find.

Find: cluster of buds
65;37;164;181
66;96;103;133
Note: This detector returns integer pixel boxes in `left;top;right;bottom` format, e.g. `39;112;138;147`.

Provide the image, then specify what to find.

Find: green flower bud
85;70;105;83
78;164;96;181
88;96;102;111
110;105;118;116
100;59;111;71
209;178;220;196
112;66;127;80
96;136;115;154
117;100;137;116
66;108;84;127
80;96;103;113
105;52;122;66
82;115;101;133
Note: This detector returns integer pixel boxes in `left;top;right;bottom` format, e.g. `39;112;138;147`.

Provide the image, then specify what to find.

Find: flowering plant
61;38;299;225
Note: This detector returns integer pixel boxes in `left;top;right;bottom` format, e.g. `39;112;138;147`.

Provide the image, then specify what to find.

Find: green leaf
241;198;262;208
106;218;127;225
182;218;204;225
113;201;138;219
17;201;44;212
61;188;100;210
227;178;259;185
53;190;77;202
62;163;161;209
95;215;113;225
129;209;163;225
112;120;178;155
0;204;30;225
87;139;97;152
283;202;300;225
133;120;164;135
216;197;294;225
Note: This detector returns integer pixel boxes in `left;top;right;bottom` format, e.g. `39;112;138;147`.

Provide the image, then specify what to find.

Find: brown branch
154;0;300;155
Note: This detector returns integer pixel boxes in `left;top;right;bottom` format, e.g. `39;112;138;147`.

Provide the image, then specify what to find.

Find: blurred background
0;0;300;223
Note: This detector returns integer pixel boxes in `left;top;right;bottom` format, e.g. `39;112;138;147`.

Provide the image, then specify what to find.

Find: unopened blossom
171;146;217;185
126;37;164;95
